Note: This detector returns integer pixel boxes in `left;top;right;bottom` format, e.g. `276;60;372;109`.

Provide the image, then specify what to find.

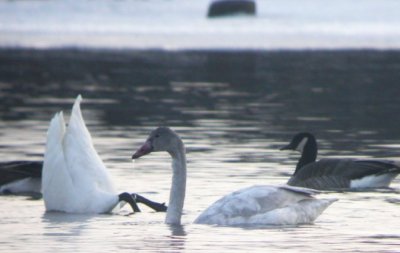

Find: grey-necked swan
42;95;166;214
281;132;400;190
132;127;337;226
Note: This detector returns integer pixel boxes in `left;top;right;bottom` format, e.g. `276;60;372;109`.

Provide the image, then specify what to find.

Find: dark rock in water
208;0;256;18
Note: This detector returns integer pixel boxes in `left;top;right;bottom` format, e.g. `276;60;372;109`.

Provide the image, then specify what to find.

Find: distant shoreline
1;47;400;54
2;47;399;90
2;48;399;69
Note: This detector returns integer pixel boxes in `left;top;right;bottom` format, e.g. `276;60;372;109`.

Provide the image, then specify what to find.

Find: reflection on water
0;49;400;252
41;213;91;248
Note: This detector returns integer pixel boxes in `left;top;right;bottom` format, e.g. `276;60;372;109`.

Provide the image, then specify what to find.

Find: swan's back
194;185;336;226
42;96;117;213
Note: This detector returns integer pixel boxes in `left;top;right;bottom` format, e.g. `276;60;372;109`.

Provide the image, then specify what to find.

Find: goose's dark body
0;161;43;196
282;133;400;190
0;161;42;185
287;158;400;189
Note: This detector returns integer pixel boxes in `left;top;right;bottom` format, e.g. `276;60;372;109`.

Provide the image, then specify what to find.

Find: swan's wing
194;185;323;225
288;159;400;189
42;112;77;211
278;184;320;195
42;111;66;193
63;95;116;194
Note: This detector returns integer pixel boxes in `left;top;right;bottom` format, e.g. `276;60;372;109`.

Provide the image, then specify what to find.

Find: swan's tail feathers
63;95;116;193
45;112;66;166
45;112;66;152
75;94;83;104
300;198;338;223
42;111;68;208
69;94;92;146
318;198;338;209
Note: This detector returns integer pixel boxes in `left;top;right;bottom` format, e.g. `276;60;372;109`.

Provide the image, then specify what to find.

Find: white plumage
350;174;398;188
42;95;121;213
194;185;336;226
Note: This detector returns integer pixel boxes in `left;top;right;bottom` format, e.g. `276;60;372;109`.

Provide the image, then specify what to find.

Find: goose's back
0;161;43;195
288;158;400;189
0;161;42;185
0;161;42;195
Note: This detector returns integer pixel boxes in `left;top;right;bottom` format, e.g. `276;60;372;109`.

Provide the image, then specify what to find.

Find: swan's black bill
132;140;153;159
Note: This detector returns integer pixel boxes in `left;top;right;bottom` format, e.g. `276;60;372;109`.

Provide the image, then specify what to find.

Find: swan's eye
155;134;160;138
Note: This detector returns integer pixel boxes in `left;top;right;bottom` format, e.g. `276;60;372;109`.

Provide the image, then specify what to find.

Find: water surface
0;49;400;252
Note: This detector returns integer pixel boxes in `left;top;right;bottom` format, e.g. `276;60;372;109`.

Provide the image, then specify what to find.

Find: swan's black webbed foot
132;193;168;212
119;192;141;213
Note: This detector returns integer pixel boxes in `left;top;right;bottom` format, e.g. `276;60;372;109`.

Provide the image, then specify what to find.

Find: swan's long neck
165;142;186;225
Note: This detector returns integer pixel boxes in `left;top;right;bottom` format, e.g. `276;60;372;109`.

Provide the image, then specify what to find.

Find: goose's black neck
295;135;318;174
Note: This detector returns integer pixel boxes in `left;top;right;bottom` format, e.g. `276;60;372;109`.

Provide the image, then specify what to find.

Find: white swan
42;95;166;214
132;127;337;226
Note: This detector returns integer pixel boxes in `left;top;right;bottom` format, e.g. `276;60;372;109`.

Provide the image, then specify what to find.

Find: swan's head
132;127;183;159
280;132;315;153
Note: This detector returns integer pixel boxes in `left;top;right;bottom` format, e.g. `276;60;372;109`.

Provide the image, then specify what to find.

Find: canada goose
0;160;42;197
42;95;166;214
132;127;337;226
281;132;400;190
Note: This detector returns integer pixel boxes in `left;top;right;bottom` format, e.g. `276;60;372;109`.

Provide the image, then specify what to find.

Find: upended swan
42;95;166;214
281;132;400;190
0;161;42;196
131;127;337;226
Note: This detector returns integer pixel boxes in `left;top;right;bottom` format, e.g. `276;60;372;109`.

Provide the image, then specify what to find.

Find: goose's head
280;132;315;153
132;127;183;159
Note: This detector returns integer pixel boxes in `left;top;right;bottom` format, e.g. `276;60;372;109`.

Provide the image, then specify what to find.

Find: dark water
0;49;400;252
